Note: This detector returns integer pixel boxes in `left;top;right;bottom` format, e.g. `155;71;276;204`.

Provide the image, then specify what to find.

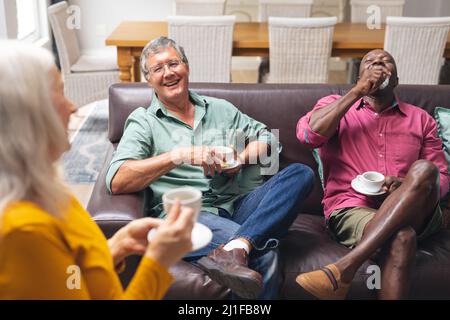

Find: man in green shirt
106;37;314;299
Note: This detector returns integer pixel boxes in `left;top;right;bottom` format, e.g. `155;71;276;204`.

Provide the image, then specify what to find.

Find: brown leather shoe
197;244;263;299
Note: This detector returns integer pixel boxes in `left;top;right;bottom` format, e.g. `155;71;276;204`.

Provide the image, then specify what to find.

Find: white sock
223;239;250;254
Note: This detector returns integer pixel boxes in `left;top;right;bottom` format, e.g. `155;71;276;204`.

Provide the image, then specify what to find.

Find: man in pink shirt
296;49;449;300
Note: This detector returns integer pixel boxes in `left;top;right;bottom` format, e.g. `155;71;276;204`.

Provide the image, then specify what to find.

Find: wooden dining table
106;21;450;82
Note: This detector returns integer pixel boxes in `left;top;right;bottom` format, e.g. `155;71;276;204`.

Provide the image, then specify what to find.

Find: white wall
71;0;174;53
404;0;450;17
72;0;450;53
438;0;450;16
2;0;18;38
0;0;7;38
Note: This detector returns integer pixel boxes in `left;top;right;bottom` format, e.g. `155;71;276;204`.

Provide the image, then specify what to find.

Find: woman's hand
108;217;163;268
108;201;194;269
145;201;194;269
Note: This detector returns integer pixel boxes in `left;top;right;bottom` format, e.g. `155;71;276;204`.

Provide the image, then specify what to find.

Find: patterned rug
62;100;109;184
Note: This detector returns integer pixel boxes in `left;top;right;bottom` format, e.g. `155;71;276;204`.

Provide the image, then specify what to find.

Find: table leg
133;56;141;82
439;58;450;84
117;47;132;82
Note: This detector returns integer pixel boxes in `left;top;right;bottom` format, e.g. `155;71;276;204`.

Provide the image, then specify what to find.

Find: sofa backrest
109;83;450;215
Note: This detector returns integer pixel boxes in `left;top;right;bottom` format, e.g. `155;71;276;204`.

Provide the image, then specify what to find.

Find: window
16;0;40;41
1;0;48;43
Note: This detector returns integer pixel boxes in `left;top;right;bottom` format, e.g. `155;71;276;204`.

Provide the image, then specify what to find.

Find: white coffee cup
212;146;235;168
379;76;390;90
357;171;385;193
162;187;202;221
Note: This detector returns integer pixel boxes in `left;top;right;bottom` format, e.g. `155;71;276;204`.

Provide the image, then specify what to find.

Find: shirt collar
148;89;208;118
356;95;406;116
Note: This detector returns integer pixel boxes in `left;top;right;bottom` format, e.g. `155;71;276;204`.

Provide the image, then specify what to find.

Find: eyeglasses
148;59;183;75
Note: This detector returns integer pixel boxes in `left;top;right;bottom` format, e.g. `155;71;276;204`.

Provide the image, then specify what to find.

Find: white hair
0;41;70;217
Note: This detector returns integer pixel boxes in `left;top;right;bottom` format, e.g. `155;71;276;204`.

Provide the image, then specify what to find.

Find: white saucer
147;222;213;252
221;159;240;171
351;178;386;196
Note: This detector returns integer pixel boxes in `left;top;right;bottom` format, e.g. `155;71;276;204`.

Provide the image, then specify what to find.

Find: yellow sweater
0;197;173;299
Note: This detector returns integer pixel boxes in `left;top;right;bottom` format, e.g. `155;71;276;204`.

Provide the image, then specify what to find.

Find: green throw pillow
435;107;450;169
312;148;324;189
434;107;450;207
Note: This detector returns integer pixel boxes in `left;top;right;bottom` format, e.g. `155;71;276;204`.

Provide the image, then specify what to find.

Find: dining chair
257;0;313;83
48;1;119;109
258;0;313;22
350;0;404;23
174;0;226;16
312;0;347;22
268;16;337;83
384;16;450;85
167;15;235;83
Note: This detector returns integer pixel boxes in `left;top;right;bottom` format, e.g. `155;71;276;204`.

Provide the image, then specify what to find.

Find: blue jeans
185;163;315;299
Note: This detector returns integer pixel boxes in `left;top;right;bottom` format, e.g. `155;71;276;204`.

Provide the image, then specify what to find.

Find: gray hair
0;40;70;218
140;36;189;81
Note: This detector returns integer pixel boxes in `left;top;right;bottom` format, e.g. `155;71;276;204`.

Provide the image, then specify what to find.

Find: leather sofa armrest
86;144;152;238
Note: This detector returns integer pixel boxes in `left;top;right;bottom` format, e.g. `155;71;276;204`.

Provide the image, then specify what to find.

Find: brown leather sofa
87;83;450;299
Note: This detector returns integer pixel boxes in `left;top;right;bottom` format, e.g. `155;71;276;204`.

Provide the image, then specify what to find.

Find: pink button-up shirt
297;95;449;220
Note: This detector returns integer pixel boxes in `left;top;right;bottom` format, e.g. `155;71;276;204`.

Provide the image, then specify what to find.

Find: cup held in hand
150;187;211;252
212;146;235;169
378;76;390;90
162;187;202;221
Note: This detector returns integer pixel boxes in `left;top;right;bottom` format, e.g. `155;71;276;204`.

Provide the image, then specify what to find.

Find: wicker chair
312;0;347;22
167;15;235;83
384;16;450;85
267;16;337;83
258;0;313;22
48;1;119;108
174;0;226;16
350;0;404;23
257;0;313;83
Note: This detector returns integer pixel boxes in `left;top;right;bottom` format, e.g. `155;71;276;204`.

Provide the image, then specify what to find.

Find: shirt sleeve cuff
297;116;329;148
105;160;126;194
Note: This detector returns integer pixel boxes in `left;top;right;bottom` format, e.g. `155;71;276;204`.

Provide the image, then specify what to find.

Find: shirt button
379;154;383;158
379;133;383;137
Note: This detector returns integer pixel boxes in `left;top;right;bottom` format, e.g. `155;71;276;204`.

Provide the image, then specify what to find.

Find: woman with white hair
0;41;194;299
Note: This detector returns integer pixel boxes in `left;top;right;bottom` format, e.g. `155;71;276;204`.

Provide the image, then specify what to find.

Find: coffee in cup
357;171;385;193
162;187;202;221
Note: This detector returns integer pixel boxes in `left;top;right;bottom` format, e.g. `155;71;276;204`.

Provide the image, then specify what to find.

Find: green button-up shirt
106;90;280;217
